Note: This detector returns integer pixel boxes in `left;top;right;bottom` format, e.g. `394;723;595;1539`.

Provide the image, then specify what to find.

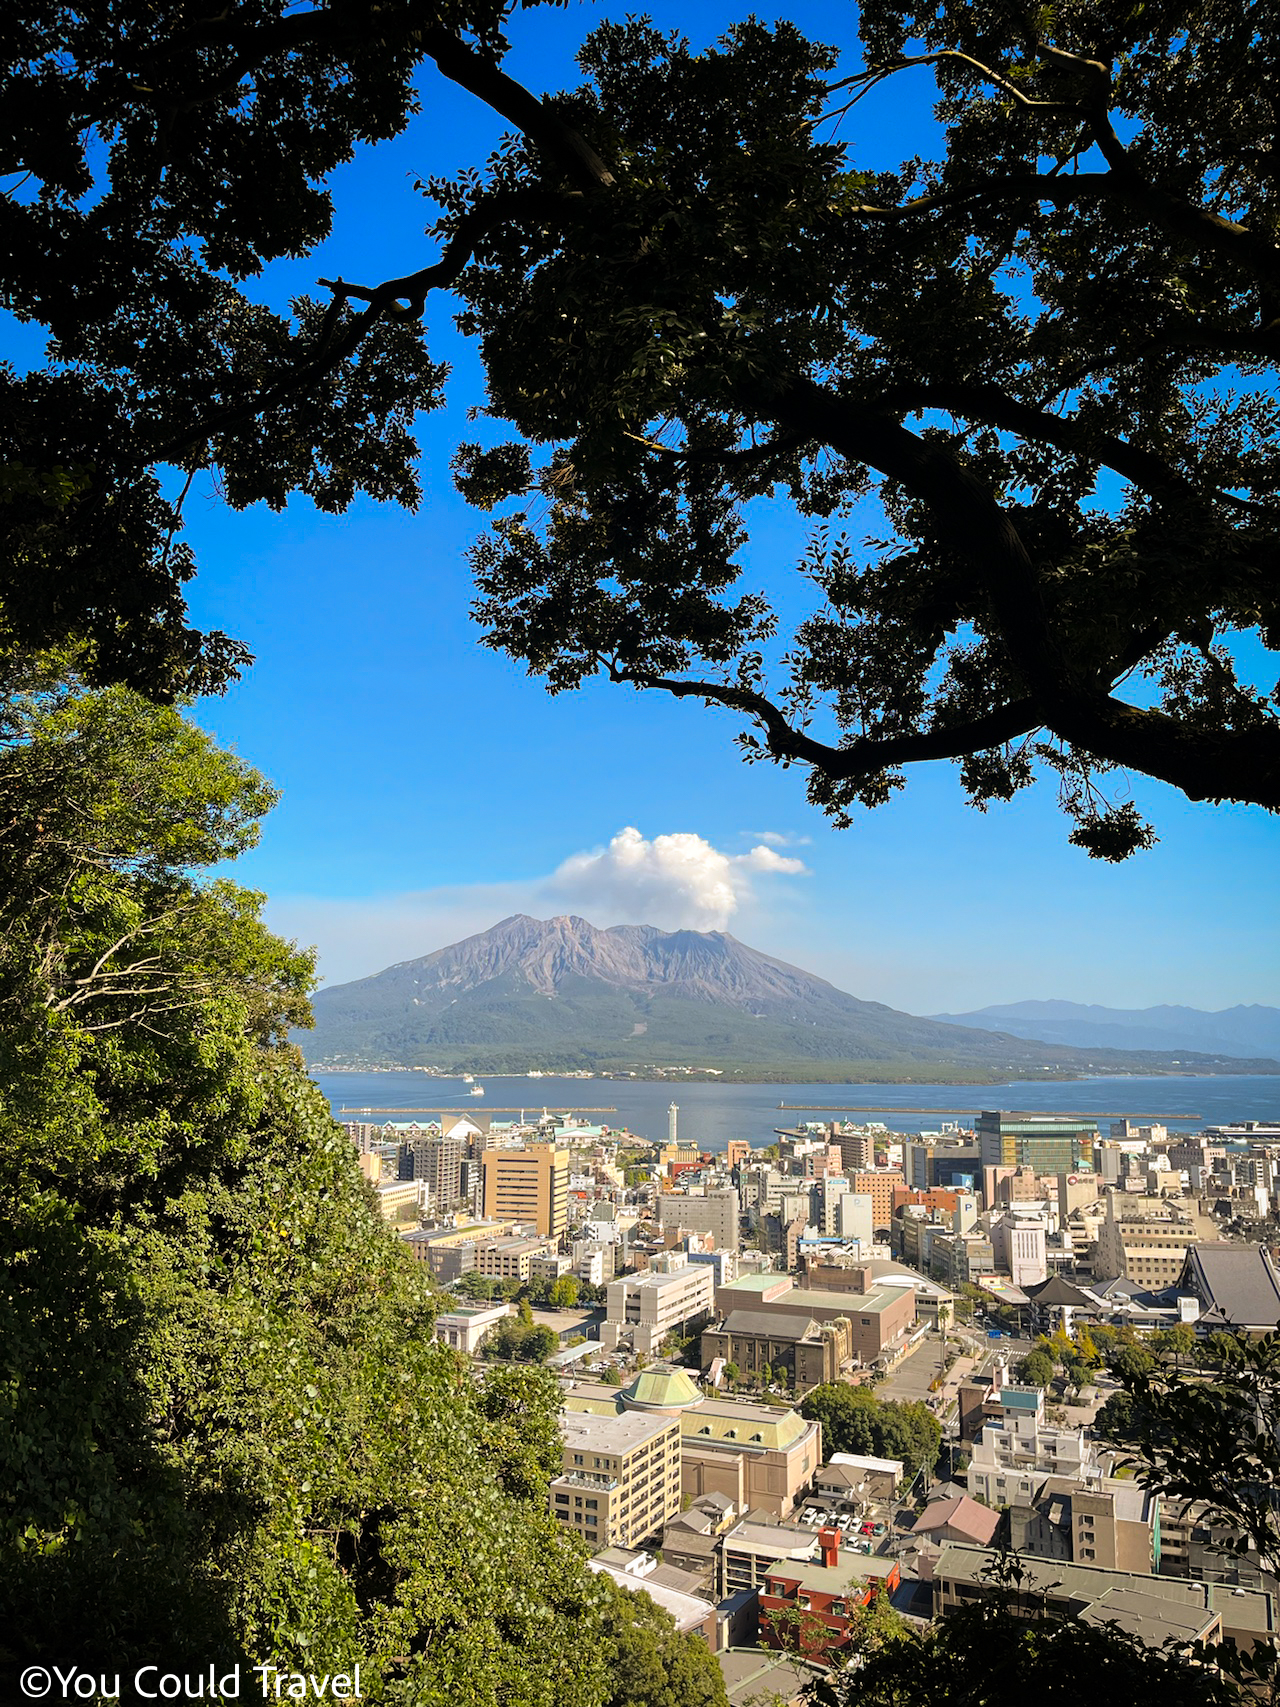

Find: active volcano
301;915;1277;1081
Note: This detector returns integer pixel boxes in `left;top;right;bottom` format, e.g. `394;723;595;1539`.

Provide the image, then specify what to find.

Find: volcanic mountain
301;915;1278;1080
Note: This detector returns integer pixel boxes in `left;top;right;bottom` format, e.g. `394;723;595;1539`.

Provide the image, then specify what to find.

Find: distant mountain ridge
929;999;1280;1061
302;915;1280;1080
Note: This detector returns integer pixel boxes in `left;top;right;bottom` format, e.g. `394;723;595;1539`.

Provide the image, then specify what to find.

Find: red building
758;1527;901;1664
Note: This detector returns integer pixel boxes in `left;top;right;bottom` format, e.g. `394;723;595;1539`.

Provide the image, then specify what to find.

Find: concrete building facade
550;1410;682;1549
481;1143;569;1237
658;1187;739;1251
601;1255;716;1354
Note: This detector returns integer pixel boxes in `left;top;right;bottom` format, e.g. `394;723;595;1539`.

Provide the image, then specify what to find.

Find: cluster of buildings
339;1099;1280;1696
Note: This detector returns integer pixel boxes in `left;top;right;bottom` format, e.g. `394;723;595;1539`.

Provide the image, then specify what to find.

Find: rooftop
768;1552;898;1595
828;1452;904;1475
719;1309;822;1341
935;1543;1276;1643
621;1367;705;1411
717;1648;823;1707
724;1517;816;1560
682;1399;815;1452
1184;1243;1280;1329
559;1408;677;1456
588;1560;713;1633
912;1494;1001;1546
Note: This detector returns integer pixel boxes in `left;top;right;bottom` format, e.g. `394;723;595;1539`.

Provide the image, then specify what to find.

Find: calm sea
312;1071;1280;1150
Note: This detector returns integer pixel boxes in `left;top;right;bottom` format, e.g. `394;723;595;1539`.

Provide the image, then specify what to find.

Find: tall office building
657;1187;739;1251
977;1113;1098;1174
480;1144;569;1238
412;1134;465;1209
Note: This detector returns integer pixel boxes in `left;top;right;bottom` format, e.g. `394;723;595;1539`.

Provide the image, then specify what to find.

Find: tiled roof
912;1494;1001;1545
1184;1243;1280;1329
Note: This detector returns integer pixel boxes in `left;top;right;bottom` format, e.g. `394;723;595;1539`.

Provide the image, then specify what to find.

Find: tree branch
146;186;583;466
608;661;1042;777
754;374;1280;809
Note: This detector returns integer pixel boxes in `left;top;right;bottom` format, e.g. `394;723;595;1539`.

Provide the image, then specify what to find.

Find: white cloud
264;825;808;985
746;829;812;848
548;826;807;931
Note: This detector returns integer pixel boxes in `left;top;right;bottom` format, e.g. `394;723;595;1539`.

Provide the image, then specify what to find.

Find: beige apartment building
565;1368;822;1522
481;1144;569;1238
1009;1474;1157;1573
850;1170;906;1231
474;1235;556;1280
1094;1192;1218;1287
550;1409;682;1549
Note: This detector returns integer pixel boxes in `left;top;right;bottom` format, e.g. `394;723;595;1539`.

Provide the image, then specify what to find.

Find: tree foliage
4;2;1279;843
0;666;679;1703
1016;1349;1057;1389
798;1382;942;1475
810;1570;1240;1707
0;1;539;695
1106;1327;1280;1578
596;1577;727;1707
481;1315;561;1362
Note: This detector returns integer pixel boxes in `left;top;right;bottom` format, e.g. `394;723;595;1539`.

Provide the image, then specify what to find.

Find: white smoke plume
547;826;807;931
266;826;808;982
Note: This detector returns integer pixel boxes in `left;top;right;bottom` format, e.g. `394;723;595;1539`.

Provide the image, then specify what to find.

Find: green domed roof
620;1367;704;1413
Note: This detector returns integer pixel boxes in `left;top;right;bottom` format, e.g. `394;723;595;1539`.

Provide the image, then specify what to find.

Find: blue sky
20;1;1280;1013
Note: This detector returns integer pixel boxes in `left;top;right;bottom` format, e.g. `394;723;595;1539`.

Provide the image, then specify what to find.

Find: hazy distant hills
301;915;1280;1080
930;999;1280;1061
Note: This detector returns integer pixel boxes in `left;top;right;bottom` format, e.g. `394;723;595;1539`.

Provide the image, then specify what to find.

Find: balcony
555;1470;618;1492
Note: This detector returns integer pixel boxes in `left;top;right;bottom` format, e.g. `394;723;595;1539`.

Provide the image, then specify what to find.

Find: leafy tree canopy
6;1;1279;848
0;664;686;1703
596;1576;727;1707
1016;1349;1057;1388
799;1381;942;1474
811;1567;1240;1707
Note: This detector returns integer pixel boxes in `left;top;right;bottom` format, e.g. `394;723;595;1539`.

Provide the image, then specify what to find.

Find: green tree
1094;1390;1139;1445
597;1577;727;1707
6;5;1280;842
1110;1329;1280;1577
1150;1322;1199;1368
798;1384;941;1476
1061;1356;1092;1397
1015;1350;1056;1389
0;671;659;1703
1110;1342;1157;1383
550;1274;581;1309
480;1317;560;1363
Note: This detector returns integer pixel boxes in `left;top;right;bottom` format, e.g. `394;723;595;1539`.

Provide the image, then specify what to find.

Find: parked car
860;1521;875;1535
873;1522;887;1535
